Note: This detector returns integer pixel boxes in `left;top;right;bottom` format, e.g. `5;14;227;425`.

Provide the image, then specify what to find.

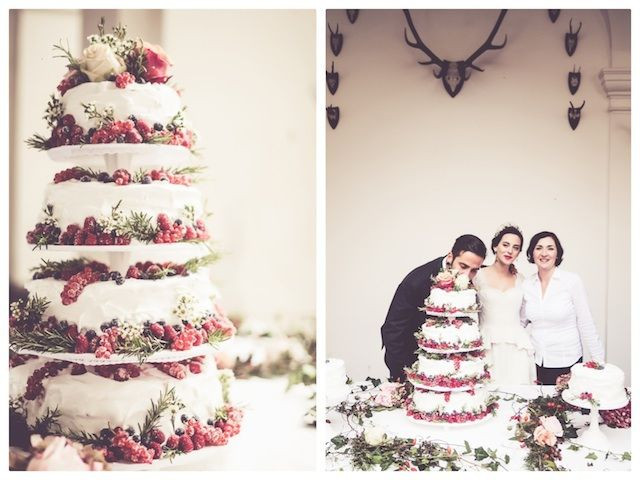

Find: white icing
417;355;487;379
25;271;218;331
412;389;488;414
42;181;203;229
426;288;477;310
421;322;481;345
10;355;225;436
326;358;348;390
567;363;628;406
61;81;183;131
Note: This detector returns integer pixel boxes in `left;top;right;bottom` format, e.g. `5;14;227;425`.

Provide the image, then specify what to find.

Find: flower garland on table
507;377;631;470
326;380;510;471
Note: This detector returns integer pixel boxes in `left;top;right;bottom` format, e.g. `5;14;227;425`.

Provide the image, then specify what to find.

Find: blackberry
180;414;189;423
100;428;114;440
86;329;97;340
166;124;174;132
174;219;182;225
192;415;199;422
116;135;125;143
139;272;149;280
132;435;140;443
182;319;189;325
140;434;150;446
143;320;151;327
153;122;163;131
173;324;182;332
115;277;125;285
80;175;91;182
158;320;166;326
100;322;110;331
97;172;111;183
99;273;109;281
128;115;137;122
160;177;168;182
59;320;68;330
109;271;119;280
175;427;185;435
142;175;152;184
87;127;96;137
207;419;214;426
53;271;62;280
110;319;119;327
125;426;135;436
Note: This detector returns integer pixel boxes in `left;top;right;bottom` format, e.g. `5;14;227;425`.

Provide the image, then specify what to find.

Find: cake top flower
55;17;173;95
433;269;471;292
583;361;604;370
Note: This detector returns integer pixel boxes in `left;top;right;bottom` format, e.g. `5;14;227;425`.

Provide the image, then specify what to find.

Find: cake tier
326;358;348;390
425;287;478;313
407;351;489;389
44;181;203;229
567;362;628;407
25;270;216;331
10;354;242;463
417;319;483;351
406;388;497;423
62;81;183;131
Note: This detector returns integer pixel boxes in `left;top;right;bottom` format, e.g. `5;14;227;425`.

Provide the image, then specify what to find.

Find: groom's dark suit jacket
381;256;444;381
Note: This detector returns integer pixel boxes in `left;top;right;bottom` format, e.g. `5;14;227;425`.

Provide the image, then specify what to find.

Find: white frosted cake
326;358;350;406
407;388;497;423
565;362;628;407
12;20;242;465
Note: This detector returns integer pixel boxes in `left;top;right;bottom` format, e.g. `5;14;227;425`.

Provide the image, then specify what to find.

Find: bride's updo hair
490;225;524;254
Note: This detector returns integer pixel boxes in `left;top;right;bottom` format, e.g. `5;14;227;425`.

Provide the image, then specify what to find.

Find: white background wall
326;9;630;381
10;10;316;329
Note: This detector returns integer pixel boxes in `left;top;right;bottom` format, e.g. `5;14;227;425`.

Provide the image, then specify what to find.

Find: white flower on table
540;415;563;437
363;425;387;446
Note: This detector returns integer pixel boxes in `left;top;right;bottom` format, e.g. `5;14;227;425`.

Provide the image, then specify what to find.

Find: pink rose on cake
80;43;126;82
143;42;172;83
373;382;402;407
434;271;455;290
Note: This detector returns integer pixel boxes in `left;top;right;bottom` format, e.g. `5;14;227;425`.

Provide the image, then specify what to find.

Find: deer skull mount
548;10;561;23
568;100;585;130
568;66;581;95
403;9;508;98
326;105;340;129
346;10;359;24
328;23;343;56
565;18;582;56
326;61;339;95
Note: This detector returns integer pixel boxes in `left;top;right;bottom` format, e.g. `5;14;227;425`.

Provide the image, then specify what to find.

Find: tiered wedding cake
405;269;497;423
10;20;242;465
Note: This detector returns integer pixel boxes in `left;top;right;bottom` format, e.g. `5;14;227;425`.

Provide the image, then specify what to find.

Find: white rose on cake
363;426;387;446
80;43;126;81
454;273;470;290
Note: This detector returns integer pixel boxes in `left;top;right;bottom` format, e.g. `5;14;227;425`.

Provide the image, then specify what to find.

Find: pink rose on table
373;382;402;407
540;415;563;437
27;437;90;471
435;271;455;289
520;411;531;423
533;425;557;447
143;42;172;83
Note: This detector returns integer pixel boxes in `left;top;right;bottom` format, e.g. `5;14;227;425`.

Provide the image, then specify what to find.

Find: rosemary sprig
147;133;173;144
117;333;166;363
123;211;157;242
63;428;102;445
30;258;88;277
137;387;184;439
52;40;83;71
9;327;75;353
32;407;62;435
169;165;207;177
10;295;51;329
25;133;50;150
183;252;220;273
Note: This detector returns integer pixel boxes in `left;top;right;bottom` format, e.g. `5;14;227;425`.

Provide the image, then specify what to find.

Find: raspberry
113;367;130;382
166;434;179;449
192;433;205;450
149;323;165;337
71;363;87;375
112;169;131;186
125;130;143;143
75;333;89;353
135;120;153;137
115;72;135;89
126;266;141;279
60;114;76;127
163;324;178;341
83;216;98;232
157;214;171;231
149;442;163;459
188;361;202;374
178;435;194;453
149;428;165;444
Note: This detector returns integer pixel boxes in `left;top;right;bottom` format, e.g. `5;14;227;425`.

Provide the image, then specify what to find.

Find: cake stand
561;390;629;451
47;144;195;169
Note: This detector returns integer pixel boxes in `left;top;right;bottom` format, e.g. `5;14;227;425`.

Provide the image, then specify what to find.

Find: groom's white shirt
521;268;605;368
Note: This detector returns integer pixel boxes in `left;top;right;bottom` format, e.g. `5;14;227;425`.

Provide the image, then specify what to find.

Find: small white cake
425;288;478;313
326;358;351;406
408;388;495;423
566;362;628;407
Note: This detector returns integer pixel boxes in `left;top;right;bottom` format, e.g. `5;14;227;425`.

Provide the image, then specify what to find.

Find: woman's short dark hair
451;234;487;260
526;231;564;266
491;225;524;254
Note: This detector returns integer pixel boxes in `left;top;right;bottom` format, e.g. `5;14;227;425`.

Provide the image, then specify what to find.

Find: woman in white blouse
521;231;605;385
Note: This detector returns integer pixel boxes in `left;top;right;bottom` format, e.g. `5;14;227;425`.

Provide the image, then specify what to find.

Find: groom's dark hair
451;234;487;259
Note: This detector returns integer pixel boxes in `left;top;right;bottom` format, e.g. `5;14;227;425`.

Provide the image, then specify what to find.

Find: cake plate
109;443;230;470
418;345;484;354
408;378;477;392
422;310;480;319
405;410;496;429
47;144;195;170
561;389;629;451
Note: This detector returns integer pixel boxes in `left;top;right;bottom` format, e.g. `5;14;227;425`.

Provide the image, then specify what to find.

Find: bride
474;225;534;384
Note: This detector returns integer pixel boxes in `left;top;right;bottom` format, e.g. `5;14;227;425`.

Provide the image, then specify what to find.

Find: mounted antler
569;18;582;35
565;18;582;56
403;9;508;97
568;100;586;130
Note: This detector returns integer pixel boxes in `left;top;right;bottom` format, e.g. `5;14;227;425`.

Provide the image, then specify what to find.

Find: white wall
326;9;630;381
10;10;316;329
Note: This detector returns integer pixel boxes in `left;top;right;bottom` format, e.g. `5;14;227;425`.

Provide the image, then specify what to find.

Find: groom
381;234;487;381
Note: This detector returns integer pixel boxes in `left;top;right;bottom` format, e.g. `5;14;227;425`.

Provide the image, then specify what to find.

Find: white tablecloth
326;384;630;471
162;377;316;470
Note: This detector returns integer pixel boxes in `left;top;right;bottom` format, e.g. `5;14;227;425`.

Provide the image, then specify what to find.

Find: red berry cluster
600;397;631;428
406;370;486;389
126;261;187;280
58;217;132;246
9;353;37;368
47;114;85;148
57;70;88;96
94;363;142;382
154;213;208;243
583;361;604;370
25;221;61;246
112;169;131;185
105;427;155;463
89;119;143;144
53;167;88;183
61;264;109;305
167;129;196;149
25;361;69;400
115;72;136;89
155;357;204;379
406;403;495;424
149;168;191;186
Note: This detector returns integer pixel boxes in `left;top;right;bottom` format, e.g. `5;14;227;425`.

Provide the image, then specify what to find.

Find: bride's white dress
475;269;535;384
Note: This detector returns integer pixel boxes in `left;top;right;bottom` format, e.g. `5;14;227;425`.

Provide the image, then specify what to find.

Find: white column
599;67;630;378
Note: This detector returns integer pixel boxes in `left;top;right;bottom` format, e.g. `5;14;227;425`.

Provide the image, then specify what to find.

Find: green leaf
568;444;580;451
474;447;489;461
622;452;631;461
585;452;598;460
504;454;510;464
330;435;348;449
463;440;471;454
